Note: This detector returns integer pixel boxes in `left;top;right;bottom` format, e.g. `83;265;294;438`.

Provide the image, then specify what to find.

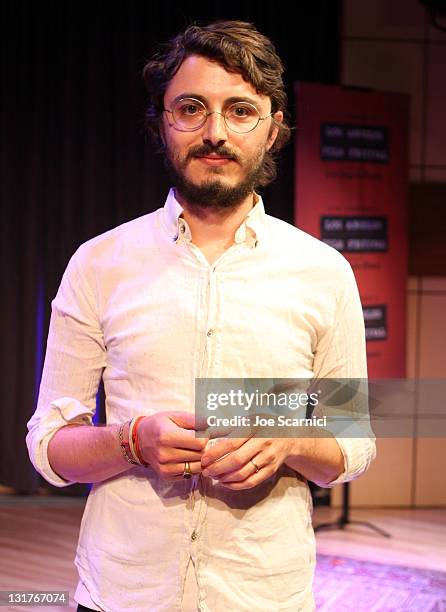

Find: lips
195;155;233;160
195;155;233;166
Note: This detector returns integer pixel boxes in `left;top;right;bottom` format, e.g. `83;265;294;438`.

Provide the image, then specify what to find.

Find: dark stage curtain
1;0;340;491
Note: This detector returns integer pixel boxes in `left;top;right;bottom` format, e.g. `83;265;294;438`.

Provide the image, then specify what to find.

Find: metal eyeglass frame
162;97;274;134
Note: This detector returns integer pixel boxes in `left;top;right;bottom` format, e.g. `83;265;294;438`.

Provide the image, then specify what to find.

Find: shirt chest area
99;255;332;379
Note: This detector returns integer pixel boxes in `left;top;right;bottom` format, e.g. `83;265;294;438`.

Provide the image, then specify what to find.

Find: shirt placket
179;220;251;610
179;233;222;609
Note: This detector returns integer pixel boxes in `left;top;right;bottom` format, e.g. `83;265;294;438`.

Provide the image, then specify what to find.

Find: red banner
294;83;408;377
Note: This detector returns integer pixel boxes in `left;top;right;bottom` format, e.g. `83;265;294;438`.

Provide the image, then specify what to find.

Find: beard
164;142;267;212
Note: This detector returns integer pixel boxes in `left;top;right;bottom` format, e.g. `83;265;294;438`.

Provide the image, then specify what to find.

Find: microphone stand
314;482;390;537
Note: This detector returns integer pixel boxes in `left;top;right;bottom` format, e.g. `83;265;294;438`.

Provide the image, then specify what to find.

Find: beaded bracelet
118;420;138;465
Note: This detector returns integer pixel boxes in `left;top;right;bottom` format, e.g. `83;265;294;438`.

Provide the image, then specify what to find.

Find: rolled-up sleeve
323;436;376;487
311;257;376;488
26;247;106;487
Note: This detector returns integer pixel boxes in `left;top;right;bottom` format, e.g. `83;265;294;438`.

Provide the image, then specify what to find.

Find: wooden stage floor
0;496;445;611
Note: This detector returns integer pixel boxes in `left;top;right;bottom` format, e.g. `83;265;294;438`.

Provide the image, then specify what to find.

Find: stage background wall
331;0;446;508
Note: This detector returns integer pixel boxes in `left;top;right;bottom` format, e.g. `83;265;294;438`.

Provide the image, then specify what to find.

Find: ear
266;111;283;151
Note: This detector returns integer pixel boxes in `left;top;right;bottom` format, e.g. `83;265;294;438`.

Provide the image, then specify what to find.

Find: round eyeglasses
163;97;273;134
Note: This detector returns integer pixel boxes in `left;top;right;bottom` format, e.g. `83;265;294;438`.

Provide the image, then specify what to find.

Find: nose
201;111;228;147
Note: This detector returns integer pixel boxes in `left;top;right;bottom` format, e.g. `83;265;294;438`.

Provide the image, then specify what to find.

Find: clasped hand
201;435;293;490
137;411;293;489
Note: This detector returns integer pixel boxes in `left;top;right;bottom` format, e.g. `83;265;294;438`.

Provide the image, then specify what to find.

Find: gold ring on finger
250;458;260;473
183;461;192;479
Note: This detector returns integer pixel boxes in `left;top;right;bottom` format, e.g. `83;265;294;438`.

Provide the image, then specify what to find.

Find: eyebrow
170;93;263;110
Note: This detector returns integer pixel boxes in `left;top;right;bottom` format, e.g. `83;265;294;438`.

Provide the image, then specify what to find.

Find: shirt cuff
32;397;94;488
318;435;376;488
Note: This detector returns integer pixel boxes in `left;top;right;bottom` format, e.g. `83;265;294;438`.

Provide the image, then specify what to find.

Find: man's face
161;54;283;210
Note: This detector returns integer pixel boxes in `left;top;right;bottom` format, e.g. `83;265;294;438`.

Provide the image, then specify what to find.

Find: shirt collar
161;187;267;246
161;188;186;241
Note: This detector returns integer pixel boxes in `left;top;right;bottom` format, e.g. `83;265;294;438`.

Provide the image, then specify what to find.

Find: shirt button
207;329;214;337
191;531;199;541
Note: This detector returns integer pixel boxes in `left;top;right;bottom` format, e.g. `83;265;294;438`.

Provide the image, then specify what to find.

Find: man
27;20;375;612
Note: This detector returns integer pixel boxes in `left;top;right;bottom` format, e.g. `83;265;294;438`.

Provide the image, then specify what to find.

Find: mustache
186;144;240;162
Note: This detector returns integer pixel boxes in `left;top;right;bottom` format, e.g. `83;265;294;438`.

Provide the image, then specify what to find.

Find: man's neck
175;190;256;249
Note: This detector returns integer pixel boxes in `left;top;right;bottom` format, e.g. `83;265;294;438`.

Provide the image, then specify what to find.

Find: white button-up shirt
27;189;375;612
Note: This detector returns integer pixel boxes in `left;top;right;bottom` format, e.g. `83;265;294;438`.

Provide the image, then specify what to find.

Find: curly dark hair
142;20;291;187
